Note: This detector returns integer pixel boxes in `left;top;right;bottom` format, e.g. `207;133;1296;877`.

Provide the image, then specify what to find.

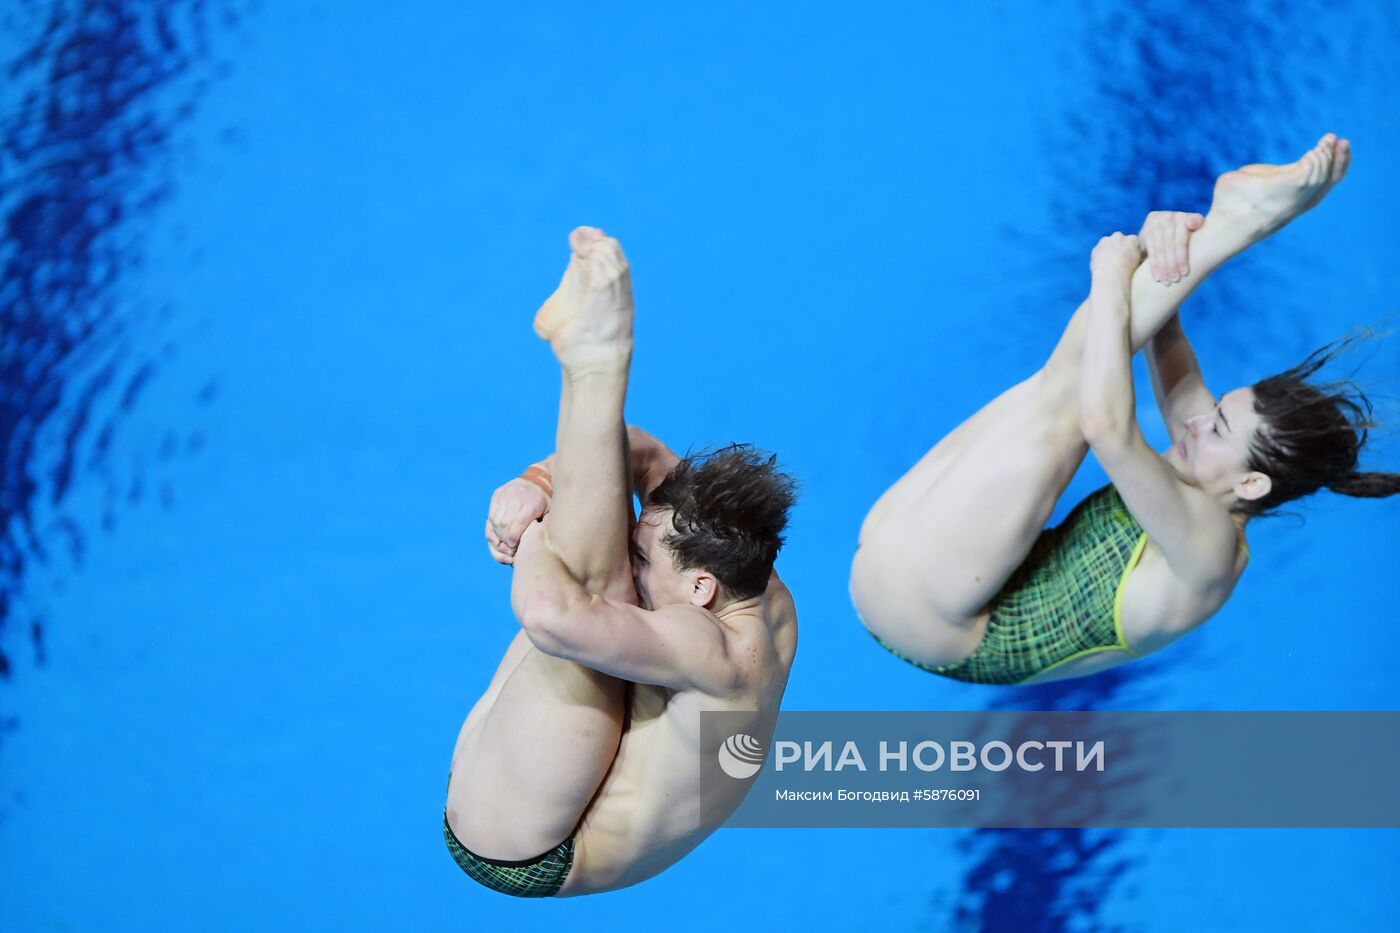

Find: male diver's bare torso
553;573;797;895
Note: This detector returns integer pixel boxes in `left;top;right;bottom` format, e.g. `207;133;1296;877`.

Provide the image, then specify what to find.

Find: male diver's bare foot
533;226;634;375
1207;133;1351;247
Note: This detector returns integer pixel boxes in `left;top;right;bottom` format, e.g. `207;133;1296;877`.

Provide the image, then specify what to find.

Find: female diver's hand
1137;210;1205;284
1089;232;1146;290
485;477;549;565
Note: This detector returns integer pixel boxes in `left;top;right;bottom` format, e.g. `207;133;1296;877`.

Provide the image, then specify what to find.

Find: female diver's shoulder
1152;483;1244;592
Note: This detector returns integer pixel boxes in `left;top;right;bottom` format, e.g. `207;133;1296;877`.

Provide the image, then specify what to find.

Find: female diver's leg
448;228;636;860
851;206;1268;666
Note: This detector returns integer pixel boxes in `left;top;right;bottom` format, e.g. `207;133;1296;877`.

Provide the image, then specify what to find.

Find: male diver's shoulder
764;569;795;608
763;587;797;634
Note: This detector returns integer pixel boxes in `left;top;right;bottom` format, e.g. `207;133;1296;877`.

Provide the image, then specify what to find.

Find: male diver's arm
487;429;679;561
626;424;682;502
1146;316;1216;443
511;535;739;695
484;456;556;563
1080;242;1237;586
516;425;677;504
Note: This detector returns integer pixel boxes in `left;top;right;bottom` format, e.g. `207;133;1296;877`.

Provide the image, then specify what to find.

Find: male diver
444;227;798;895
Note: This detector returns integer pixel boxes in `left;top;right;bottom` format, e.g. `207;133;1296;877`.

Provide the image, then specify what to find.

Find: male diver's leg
851;204;1264;664
448;228;636;860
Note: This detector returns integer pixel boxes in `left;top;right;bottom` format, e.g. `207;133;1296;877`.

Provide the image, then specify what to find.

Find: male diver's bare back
557;575;797;896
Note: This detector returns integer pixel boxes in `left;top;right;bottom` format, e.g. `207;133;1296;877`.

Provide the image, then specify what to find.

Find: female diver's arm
1079;235;1138;443
1138;209;1217;438
1146;316;1216;443
1080;235;1237;586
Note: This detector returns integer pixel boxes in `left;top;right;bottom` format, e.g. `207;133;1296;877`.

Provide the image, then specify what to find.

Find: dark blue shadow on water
939;2;1348;930
0;1;241;696
937;669;1148;933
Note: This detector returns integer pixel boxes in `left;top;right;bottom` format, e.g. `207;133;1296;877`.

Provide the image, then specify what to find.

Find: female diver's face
1165;386;1266;497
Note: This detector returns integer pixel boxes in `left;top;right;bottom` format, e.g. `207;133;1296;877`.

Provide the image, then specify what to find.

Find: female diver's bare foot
533;226;634;376
1207;132;1351;248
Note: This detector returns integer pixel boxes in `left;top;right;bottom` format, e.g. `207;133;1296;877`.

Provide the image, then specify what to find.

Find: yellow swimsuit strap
1114;532;1249;657
1111;532;1150;657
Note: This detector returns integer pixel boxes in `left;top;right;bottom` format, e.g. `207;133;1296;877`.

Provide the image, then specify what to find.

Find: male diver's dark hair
1241;327;1400;517
647;444;798;600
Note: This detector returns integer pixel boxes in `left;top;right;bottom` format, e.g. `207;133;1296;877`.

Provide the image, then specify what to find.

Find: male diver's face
1167;386;1265;495
630;507;685;611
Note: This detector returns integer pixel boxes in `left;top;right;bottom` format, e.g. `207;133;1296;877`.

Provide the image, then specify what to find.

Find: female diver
851;132;1400;686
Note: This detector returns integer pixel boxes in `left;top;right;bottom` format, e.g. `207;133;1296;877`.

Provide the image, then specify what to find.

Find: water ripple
0;1;242;687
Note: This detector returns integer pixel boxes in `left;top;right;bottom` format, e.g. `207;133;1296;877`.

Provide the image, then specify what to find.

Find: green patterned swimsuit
443;770;575;897
873;484;1148;686
443;813;574;898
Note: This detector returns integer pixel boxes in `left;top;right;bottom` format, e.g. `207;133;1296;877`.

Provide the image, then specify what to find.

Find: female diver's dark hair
1240;326;1400;517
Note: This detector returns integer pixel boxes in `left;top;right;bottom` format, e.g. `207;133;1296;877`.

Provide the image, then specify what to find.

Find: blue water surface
3;2;1398;930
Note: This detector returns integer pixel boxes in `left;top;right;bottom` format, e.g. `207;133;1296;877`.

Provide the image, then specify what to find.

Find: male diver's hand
485;477;549;565
1138;210;1205;285
1089;232;1146;290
